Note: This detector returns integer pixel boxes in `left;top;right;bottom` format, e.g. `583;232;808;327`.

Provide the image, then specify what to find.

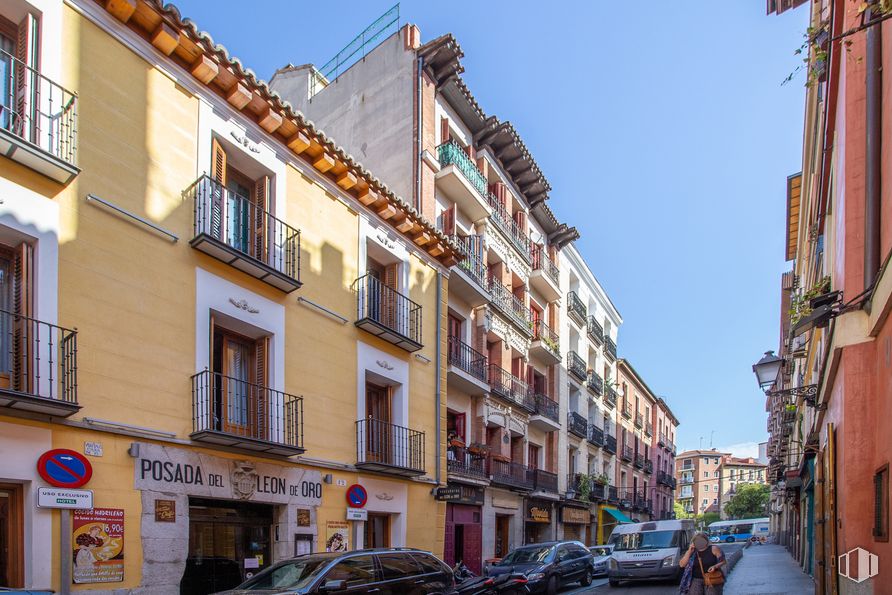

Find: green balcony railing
437;140;487;198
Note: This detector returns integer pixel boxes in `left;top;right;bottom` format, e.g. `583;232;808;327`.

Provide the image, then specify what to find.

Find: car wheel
546;575;558;595
725;536;735;543
609;578;621;587
581;569;593;586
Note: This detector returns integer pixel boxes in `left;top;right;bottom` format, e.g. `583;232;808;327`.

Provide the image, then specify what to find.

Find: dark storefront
442;485;484;574
561;505;590;544
524;499;554;545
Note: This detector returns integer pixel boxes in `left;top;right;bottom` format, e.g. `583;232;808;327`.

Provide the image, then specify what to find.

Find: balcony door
212;322;268;439
366;257;399;332
0;484;22;588
0;243;32;394
365;382;392;465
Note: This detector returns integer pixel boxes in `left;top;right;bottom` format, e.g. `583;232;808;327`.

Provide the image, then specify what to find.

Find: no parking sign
346;484;367;508
37;449;93;488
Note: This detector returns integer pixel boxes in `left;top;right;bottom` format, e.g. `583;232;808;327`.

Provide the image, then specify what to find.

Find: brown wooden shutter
13;242;32;393
441;205;455;236
513;210;526;232
254;335;269;439
440;117;450;144
210;139;227;239
383;263;398;329
14;14;37;141
253;175;269;264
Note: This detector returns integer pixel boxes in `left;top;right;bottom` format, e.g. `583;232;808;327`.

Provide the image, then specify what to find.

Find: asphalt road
560;543;746;594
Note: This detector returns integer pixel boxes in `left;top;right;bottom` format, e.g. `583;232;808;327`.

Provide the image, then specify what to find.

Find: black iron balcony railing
635;412;644;428
0;48;78;168
658;433;667;447
447;336;488;383
622;401;633;419
605;434;617;454
489;457;535;490
356;417;425;476
191;370;303;455
532;392;560;423
644;458;653;474
587;315;603;344
447;445;488;480
604;385;618;408
608;485;619;503
530;244;559;286
534;468;558;493
591;482;607;501
452;235;489;292
437;140;488;198
586;370;603;396
588;424;604;447
634;453;644;469
488;275;532;335
567;473;605;501
532;319;560;360
487;194;531;261
621;445;633;462
353;273;422;352
644;421;653;437
658;471;677;489
567;350;587;381
487;364;534;412
0;310;78;414
567;291;587;325
188;175;301;291
568;411;588;438
605;336;617;360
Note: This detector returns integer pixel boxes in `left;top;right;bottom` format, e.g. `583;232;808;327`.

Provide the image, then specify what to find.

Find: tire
546;575;558;595
581;569;593;586
609;578;621;587
725;536;735;543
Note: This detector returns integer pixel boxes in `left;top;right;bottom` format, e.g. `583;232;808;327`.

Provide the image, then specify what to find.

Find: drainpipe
415;55;424;213
435;270;442;485
865;10;882;295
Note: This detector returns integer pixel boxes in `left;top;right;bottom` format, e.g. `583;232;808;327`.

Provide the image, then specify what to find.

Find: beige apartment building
675;449;729;515
717;456;767;520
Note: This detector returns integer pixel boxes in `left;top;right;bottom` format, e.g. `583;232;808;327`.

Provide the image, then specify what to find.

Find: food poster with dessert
72;508;125;583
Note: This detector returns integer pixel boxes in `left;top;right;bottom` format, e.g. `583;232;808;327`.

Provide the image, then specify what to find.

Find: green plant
789;276;831;324
594;472;610;486
785;403;797;412
577;473;592;501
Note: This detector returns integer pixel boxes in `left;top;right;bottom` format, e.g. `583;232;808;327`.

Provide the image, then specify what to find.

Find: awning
603;508;634;523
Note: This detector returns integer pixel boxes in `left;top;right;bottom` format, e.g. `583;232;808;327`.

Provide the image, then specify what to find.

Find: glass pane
324;556;377;588
378;554;420;580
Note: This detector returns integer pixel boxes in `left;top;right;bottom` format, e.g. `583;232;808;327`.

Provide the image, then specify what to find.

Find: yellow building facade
0;0;460;592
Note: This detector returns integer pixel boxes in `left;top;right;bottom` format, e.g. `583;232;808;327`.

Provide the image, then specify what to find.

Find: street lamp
752;351;783;390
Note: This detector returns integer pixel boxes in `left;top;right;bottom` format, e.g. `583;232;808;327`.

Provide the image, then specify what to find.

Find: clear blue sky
173;1;808;455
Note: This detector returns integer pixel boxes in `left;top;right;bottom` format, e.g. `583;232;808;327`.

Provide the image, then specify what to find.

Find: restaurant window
874;465;889;541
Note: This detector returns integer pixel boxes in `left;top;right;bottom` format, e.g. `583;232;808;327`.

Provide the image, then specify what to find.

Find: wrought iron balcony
437;140;488;198
644;421;653;437
621;445;633;462
567;473;604;501
0;49;78;182
568;411;588;438
531;319;561;362
658;433;667;447
657;472;677;489
488;275;532;336
567;351;587;382
487;364;534;412
353;273;422;352
590;482;607;501
604;434;617;454
0;311;78;417
567;291;587;326
622;401;633;419
604;386;618;409
586;370;603;396
587;315;603;344
605;336;617;361
188;175;302;292
447;445;488;480
487;194;531;261
356;417;425;477
635;412;644;428
531;392;560;424
191;370;304;457
679;475;693;485
489;457;535;491
530;243;559;286
533;468;558;493
608;485;619;503
634;453;644;469
643;458;653;474
588;424;604;447
451;235;489;301
448;336;488;384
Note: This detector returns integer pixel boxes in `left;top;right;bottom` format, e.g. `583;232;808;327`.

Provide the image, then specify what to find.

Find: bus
707;518;770;543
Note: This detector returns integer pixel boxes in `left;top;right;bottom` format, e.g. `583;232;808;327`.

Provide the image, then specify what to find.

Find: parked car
212;548;454;594
606;519;694;587
588;544;613;576
486;541;593;595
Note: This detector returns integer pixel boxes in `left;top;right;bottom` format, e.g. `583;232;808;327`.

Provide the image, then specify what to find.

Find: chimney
404;24;421;50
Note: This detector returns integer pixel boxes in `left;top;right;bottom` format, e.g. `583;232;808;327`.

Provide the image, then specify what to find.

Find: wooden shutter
441;205;455;236
513;210;526;232
440;117;450;144
254;335;269;440
253;175;269;265
210;139;227;239
383;263;398;330
12;243;32;393
489;182;506;208
454;412;466;441
14;14;37;141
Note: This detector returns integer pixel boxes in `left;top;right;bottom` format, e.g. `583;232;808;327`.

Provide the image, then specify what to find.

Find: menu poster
72;508;124;583
325;520;350;552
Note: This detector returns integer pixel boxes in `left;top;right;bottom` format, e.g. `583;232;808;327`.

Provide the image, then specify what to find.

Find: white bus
707;518;770;543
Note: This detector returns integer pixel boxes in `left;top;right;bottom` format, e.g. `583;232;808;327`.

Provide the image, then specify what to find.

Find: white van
606;519;695;587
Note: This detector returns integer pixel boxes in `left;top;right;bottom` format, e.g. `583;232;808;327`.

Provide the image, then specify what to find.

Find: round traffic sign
346;484;367;508
37;449;93;488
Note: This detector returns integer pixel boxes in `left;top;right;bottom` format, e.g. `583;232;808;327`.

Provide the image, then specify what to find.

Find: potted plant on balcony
594;473;610;486
577;473;592;501
491;452;511;463
468;442;489;457
448;431;465;449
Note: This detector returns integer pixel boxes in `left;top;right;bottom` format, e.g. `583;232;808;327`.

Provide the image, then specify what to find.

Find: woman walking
679;531;726;594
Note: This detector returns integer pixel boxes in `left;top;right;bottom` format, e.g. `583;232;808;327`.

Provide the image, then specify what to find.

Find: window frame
874;464;889;542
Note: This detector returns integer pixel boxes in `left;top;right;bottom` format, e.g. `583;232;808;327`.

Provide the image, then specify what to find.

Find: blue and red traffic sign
37;449;93;488
346;484;367;508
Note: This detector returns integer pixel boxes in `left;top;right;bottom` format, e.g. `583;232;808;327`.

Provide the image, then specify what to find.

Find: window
875;465;889;541
324;555;377;587
210;319;270;436
379;554;421;579
703;471;709;478
704;485;709;492
714;471;720;478
702;499;708;507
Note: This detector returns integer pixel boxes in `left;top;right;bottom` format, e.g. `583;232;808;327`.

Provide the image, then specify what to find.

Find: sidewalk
724;544;815;594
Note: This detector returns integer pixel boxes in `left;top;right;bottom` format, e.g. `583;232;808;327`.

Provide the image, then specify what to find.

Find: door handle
367;589;380;593
415;579;426;584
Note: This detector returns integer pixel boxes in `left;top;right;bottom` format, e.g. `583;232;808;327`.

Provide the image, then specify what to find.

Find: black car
486;541;593;595
214;548;454;594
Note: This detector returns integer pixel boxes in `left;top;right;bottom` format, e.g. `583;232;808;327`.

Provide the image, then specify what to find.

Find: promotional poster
72;508;125;583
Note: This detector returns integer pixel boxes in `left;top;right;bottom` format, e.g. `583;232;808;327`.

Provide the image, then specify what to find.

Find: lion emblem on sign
231;461;257;500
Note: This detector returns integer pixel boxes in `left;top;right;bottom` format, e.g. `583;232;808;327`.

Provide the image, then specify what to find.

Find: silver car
588;545;613;576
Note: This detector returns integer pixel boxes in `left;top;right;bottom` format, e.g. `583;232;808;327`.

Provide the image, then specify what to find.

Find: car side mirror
320;579;347;592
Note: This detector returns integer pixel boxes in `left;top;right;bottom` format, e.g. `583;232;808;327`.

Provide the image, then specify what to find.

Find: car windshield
590;547;611;557
237;557;331;590
498;546;553;565
612;530;680;551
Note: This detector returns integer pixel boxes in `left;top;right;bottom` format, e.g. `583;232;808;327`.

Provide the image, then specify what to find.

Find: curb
725;540;752;577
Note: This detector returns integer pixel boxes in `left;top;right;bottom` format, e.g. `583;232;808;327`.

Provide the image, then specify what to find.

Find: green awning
603;507;634;523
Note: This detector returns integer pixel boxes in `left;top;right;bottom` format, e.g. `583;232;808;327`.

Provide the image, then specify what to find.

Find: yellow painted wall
2;5;452;590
